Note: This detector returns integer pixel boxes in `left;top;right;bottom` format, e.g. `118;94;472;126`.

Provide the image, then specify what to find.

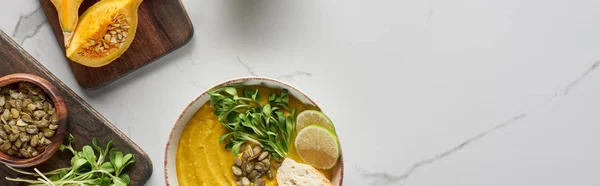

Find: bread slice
276;158;333;186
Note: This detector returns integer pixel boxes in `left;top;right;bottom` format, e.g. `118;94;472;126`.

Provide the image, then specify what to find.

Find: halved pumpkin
50;0;84;47
66;0;143;67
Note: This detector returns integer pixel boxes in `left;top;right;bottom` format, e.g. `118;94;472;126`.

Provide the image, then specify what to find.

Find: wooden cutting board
40;0;194;89
0;30;152;185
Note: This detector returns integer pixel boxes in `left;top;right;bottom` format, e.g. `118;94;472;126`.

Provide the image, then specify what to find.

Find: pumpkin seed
245;161;255;174
234;157;242;167
21;113;33;123
273;162;281;169
36;119;49;128
248;170;263;181
2;109;10;120
252;145;262;156
16;119;28;127
19;83;35;90
232;165;243;177
31;88;42;96
35;102;43;110
254;178;265;186
8;100;16;108
42;128;55;138
8;119;15;126
26;125;38;134
241;177;250;186
43;102;49;112
0;141;10;151
42;137;52;145
14;139;22;148
19;149;31;158
254;162;264;172
240;160;247;176
2;125;10;134
8;133;17;142
0;129;6;139
10;108;19;118
10;92;19;99
10;126;19;134
33;110;46;119
7;149;16;156
260;159;270;169
47;107;55;115
0;82;58;158
19;132;30;142
50;115;58;124
35;146;45;153
266;168;274;180
258;151;269;161
22;99;31;107
30;149;39;157
30;135;39;147
15;100;22;111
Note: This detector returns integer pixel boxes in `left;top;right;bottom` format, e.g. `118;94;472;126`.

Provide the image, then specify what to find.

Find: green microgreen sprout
209;87;296;161
4;134;135;186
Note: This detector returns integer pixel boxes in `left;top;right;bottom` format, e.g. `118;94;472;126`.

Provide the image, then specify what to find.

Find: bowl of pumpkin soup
165;77;344;186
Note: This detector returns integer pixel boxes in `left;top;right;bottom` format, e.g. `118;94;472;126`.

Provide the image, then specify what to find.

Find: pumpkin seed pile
233;144;281;186
0;82;58;158
78;13;129;57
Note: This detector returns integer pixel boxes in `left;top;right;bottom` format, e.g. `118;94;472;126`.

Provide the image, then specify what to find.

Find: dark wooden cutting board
40;0;194;89
0;30;152;185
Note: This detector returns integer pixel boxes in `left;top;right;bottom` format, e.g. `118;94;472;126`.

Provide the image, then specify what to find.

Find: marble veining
359;60;600;185
237;57;258;76
237;57;313;80
12;7;47;45
428;0;433;26
275;71;312;81
3;0;600;185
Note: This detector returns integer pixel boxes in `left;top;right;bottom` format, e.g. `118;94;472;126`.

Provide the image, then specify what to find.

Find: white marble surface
2;0;600;185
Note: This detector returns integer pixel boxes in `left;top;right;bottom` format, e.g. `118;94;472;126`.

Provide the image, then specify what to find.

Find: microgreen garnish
209;87;296;161
5;134;135;186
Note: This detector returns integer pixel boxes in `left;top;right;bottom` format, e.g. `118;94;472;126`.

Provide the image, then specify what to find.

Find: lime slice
296;110;335;132
295;125;340;169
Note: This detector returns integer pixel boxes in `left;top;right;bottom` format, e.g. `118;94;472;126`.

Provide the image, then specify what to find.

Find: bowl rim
163;76;344;186
0;73;68;168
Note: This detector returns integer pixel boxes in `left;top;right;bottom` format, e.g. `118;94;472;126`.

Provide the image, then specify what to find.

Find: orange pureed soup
176;87;334;185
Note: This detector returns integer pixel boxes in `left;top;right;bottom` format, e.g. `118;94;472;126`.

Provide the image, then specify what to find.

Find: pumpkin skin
50;0;84;47
65;0;143;68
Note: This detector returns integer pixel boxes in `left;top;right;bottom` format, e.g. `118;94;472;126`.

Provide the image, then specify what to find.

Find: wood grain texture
40;0;194;89
0;31;152;185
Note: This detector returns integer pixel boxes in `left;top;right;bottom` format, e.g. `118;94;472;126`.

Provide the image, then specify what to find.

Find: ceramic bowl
164;77;344;185
0;73;68;168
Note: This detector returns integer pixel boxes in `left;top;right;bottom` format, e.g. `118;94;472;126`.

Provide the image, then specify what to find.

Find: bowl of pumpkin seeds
0;73;68;167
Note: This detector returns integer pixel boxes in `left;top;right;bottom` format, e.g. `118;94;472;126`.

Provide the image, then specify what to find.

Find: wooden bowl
0;73;68;168
164;77;344;186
